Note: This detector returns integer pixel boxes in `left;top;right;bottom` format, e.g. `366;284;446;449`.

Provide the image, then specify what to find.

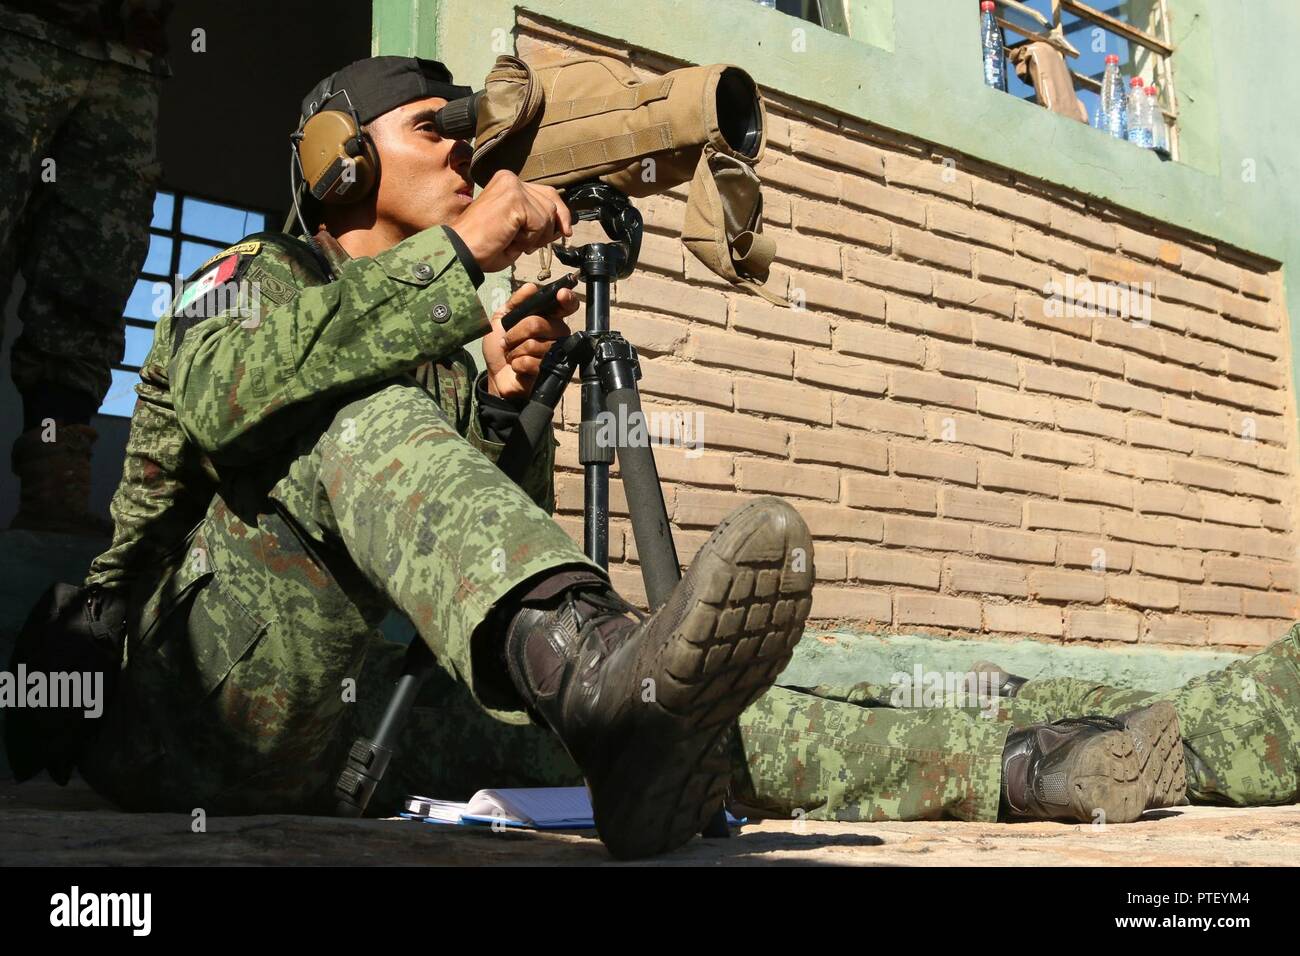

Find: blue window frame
102;191;272;418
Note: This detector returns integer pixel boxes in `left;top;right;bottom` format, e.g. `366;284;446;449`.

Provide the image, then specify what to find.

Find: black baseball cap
300;56;473;125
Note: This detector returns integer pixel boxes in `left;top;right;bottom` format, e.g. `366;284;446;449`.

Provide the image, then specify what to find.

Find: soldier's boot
499;496;814;859
1116;700;1187;809
970;659;1029;698
9;424;114;538
1000;701;1184;823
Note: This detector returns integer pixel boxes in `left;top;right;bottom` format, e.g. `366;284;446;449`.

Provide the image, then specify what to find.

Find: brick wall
514;18;1298;653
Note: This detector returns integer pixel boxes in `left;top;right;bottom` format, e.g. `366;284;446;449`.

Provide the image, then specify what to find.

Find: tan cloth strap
521;123;673;181
538;77;674;127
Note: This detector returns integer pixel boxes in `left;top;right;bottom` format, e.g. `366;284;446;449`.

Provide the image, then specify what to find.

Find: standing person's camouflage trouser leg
79;377;605;812
0;31;161;418
991;627;1300;807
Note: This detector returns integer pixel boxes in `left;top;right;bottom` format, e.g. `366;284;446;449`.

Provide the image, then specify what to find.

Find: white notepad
404;787;596;829
401;786;743;831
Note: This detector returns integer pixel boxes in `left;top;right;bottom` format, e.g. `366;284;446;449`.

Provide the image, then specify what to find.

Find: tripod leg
602;384;680;607
581;278;614;569
333;638;435;816
496;336;586;482
597;348;734;841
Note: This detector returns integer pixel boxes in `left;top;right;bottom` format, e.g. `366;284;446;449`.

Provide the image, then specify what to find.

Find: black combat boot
1000;701;1185;823
969;659;1029;698
499;496;814;859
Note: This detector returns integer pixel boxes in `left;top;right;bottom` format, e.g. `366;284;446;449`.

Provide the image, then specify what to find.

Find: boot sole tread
594;497;812;859
1066;702;1185;824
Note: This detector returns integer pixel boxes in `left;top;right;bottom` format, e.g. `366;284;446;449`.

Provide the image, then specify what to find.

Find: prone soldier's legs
729;673;1183;822
1001;626;1300;806
729;684;1010;822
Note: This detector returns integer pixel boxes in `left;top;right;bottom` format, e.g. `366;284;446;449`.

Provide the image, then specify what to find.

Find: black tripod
335;182;731;839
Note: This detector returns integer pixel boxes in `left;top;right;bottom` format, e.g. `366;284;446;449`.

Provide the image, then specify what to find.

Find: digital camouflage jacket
85;225;557;592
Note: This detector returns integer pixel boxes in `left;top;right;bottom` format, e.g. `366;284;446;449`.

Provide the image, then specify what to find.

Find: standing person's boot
9;424;114;538
1000;701;1185;823
498;496;814;859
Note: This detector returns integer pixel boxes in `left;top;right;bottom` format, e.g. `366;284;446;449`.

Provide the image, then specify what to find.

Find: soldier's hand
450;171;572;273
484;281;579;403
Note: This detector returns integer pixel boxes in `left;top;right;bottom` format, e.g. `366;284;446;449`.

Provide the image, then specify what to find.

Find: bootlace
562;584;650;652
1050;714;1125;733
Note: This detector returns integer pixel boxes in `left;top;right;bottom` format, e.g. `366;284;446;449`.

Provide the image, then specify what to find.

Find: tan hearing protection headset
293;76;379;204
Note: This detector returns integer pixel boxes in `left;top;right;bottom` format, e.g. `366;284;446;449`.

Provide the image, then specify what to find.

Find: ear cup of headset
297;109;379;204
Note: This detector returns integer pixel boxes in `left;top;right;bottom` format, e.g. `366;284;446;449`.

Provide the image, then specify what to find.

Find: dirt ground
2;776;1296;866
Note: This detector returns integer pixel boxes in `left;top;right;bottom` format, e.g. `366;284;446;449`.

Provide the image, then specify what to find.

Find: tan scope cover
470;52;783;304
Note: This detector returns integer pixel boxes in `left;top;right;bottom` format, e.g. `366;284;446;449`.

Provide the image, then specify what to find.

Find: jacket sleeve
170;227;487;465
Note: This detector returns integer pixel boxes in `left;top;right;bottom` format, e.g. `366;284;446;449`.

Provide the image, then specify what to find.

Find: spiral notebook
400;786;743;831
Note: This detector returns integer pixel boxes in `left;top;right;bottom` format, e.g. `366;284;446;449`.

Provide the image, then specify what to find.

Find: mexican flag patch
174;254;241;317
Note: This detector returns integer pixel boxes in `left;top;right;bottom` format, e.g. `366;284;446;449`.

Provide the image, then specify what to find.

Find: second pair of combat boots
1001;701;1187;823
969;661;1188;821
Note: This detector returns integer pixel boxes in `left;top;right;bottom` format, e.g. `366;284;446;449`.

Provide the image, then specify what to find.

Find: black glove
4;583;128;784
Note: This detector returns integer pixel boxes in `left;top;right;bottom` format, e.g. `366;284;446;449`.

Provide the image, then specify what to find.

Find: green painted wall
369;0;1300;684
373;0;1299;418
374;0;1294;256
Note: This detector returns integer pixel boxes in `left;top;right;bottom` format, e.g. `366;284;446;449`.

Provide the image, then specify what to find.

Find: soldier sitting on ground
10;57;1195;855
55;56;815;860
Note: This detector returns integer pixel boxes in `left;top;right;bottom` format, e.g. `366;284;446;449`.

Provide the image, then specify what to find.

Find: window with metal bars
991;0;1178;156
748;0;851;36
103;191;272;418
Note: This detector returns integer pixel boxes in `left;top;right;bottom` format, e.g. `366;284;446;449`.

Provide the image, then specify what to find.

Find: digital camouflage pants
80;376;605;813
729;623;1300;821
0;29;161;407
356;623;1300;824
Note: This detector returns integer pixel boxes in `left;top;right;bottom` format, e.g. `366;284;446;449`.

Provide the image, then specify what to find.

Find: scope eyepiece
433;91;482;140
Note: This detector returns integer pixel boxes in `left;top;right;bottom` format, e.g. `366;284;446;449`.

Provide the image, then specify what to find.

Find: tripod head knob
557;181;642;279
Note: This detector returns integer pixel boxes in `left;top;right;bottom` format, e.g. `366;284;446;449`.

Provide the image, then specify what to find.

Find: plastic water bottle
1094;54;1128;140
980;1;1007;92
1146;85;1170;156
1126;76;1153;147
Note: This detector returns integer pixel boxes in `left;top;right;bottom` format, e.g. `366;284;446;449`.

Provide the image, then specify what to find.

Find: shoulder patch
244;262;299;307
199;240;262;272
170;253;254;352
174;254;242;315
